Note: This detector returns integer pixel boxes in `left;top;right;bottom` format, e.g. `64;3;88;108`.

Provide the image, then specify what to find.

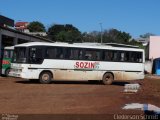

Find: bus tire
5;69;10;77
39;72;52;84
102;73;114;85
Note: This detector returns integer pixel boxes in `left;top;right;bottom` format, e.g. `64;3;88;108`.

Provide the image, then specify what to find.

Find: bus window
46;47;56;59
137;52;143;63
130;52;143;63
29;47;43;64
78;49;83;60
10;50;14;58
65;48;77;59
84;49;100;61
4;50;10;58
112;51;118;61
65;48;83;60
56;47;64;59
125;52;130;62
93;51;101;61
46;47;64;59
3;50;13;59
13;47;27;63
103;50;113;61
119;51;125;62
65;48;71;59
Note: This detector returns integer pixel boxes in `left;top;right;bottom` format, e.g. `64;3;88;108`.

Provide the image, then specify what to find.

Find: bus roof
14;42;144;52
104;43;139;48
4;46;14;50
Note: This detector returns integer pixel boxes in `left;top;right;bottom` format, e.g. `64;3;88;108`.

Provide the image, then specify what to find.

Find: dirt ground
0;76;160;119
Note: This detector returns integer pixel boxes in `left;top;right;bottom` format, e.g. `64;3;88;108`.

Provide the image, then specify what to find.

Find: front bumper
9;69;21;77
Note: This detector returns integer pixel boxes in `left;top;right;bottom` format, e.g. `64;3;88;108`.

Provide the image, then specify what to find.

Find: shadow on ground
112;81;130;86
15;79;130;86
15;80;101;85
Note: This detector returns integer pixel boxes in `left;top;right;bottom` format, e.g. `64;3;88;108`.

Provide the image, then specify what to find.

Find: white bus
9;42;145;84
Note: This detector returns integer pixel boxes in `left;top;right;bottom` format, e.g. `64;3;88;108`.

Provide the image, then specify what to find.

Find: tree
28;21;46;32
47;24;82;42
81;29;132;44
140;33;155;38
129;39;144;49
102;29;132;43
47;24;64;41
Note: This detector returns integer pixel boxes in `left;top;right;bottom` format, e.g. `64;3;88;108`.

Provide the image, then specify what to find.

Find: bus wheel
39;72;52;84
5;69;10;77
102;73;114;85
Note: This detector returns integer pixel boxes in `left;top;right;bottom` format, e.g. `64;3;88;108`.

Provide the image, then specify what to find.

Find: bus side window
95;51;101;61
130;52;143;63
103;51;108;61
65;48;71;59
113;51;118;61
78;50;83;60
130;52;136;62
67;48;82;60
137;52;143;63
46;48;56;59
119;51;125;62
56;48;64;59
103;51;111;61
65;48;79;60
29;47;43;64
125;52;130;62
84;49;93;60
84;50;90;60
84;49;100;61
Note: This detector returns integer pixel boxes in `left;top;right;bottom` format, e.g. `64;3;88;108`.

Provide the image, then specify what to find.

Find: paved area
0;76;159;119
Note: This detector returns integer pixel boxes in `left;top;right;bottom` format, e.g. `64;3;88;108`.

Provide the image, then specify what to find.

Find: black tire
5;69;10;77
39;72;52;84
102;73;114;85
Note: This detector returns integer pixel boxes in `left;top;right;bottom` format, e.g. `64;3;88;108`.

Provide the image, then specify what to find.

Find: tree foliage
82;28;132;44
139;33;155;38
26;20;145;48
102;29;132;43
81;28;145;48
82;31;100;43
28;21;46;32
26;20;151;47
47;24;82;42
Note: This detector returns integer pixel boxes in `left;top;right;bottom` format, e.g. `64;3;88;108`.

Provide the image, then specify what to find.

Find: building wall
149;36;160;59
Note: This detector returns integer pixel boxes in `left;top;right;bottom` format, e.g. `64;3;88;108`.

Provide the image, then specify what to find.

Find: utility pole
99;23;103;44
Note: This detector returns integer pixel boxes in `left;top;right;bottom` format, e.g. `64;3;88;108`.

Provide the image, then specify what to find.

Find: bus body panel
10;59;144;81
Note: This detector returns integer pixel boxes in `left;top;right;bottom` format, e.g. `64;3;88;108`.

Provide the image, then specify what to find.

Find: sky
0;0;160;38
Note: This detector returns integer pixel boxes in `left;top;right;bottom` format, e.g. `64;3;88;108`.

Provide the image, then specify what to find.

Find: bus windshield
4;50;13;59
13;47;27;63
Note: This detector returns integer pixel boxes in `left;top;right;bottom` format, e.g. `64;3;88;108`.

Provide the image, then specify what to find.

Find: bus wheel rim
42;74;49;81
105;75;110;81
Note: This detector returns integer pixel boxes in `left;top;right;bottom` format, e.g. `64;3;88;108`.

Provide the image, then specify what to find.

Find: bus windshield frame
13;47;28;63
13;46;45;64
